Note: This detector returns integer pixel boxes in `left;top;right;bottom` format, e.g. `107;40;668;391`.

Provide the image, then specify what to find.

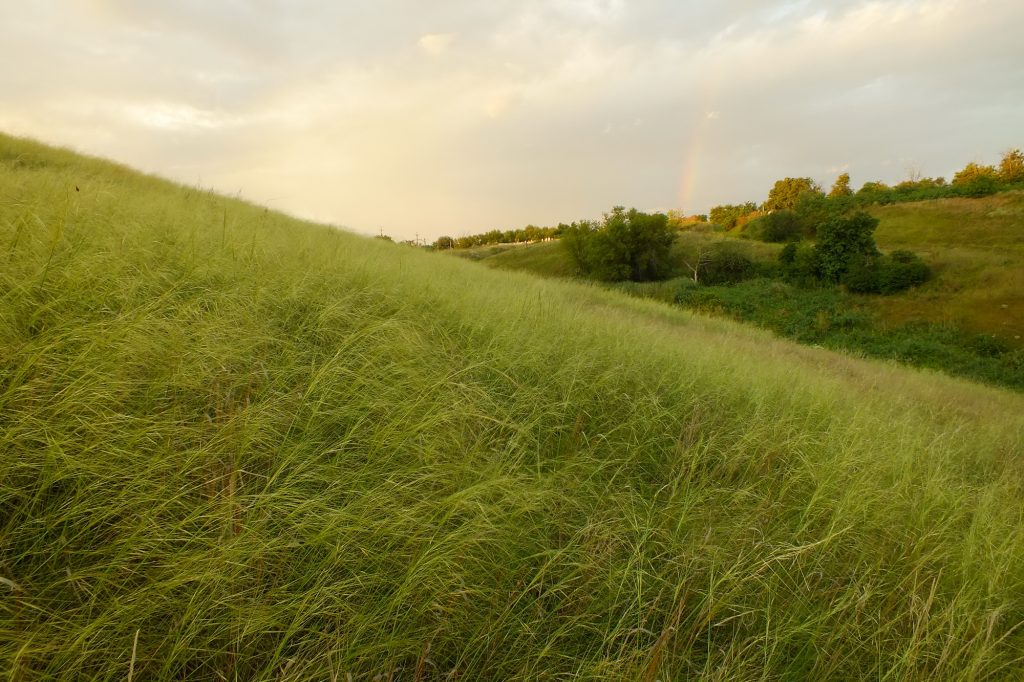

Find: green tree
953;162;997;184
841;255;882;293
998;149;1024;183
434;235;454;249
857;180;891;196
952;162;999;192
778;241;798;265
562;208;675;282
880;250;931;293
560;220;599;274
708;202;757;230
744;210;803;242
593;207;676;281
816;210;880;283
855;180;895;204
828;173;853;198
780;242;821;286
842;250;931;294
764;177;822;211
794;192;852;237
666;209;688;229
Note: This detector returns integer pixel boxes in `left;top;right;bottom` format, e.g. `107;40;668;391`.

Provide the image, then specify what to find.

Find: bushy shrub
856;181;894;204
673;277;699;303
778;241;798;265
744;210;803;242
816;211;880;283
708;202;758;230
673;281;723;310
560;220;599;274
700;248;755;285
953;162;1000;197
562;208;675;282
841;250;931;294
842;255;882;294
667;280;1024;389
955;173;1000;197
778;241;819;284
880;250;931;293
794;192;853;237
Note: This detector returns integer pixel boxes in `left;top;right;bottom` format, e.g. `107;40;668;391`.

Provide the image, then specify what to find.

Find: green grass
675;279;1024;390
465;198;1024;384
3;133;1024;680
868;194;1024;345
455;240;577;278
459;231;783;282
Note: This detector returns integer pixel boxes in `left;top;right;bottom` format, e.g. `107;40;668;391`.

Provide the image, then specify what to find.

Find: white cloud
120;102;230;131
553;0;625;22
418;33;454;56
1;0;1022;238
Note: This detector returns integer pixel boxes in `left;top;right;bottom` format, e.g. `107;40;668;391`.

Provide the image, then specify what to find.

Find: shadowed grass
2;133;1024;680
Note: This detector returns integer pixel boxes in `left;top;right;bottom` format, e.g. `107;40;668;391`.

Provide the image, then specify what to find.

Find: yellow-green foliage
2;134;1024;680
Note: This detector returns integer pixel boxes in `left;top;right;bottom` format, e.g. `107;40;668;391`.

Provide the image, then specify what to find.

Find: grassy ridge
3;134;1024;679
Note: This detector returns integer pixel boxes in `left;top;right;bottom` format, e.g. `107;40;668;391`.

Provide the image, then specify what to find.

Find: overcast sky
2;0;1022;239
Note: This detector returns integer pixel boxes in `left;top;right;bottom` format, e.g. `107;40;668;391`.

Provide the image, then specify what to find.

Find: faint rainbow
678;79;719;213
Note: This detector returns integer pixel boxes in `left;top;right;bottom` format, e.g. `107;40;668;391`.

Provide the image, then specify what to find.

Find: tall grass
2;133;1024;680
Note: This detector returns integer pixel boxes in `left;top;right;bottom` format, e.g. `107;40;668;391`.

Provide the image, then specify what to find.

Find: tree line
393;146;1020;295
708;148;1024;234
412;148;1022;251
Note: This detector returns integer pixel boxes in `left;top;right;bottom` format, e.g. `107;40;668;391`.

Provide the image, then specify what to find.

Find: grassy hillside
463;196;1024;348
3;133;1024;680
868;194;1024;343
455;240;575;278
462;200;1024;388
465;233;780;282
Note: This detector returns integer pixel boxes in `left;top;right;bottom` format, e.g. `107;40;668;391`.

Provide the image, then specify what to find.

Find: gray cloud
1;0;1021;238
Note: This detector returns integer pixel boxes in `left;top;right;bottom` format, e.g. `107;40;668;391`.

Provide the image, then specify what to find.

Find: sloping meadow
2;135;1024;680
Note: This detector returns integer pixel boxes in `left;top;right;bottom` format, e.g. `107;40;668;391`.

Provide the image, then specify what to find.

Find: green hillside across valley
868;195;1024;340
459;195;1024;390
3;134;1024;679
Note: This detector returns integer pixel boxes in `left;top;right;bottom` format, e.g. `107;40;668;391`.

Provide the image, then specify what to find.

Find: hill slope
461;198;1024;388
464;194;1024;346
2;134;1024;680
868;194;1024;342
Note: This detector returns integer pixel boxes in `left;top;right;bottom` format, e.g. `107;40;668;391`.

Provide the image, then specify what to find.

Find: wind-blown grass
2;133;1024;680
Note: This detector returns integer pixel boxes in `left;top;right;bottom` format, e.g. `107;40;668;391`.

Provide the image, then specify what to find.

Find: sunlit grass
2;133;1024;679
461;240;576;278
870;194;1024;345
